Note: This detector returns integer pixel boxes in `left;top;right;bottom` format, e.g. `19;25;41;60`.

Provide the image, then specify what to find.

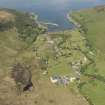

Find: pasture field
70;5;105;105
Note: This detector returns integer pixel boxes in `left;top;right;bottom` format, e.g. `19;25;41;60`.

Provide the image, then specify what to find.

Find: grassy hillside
70;5;105;105
0;9;89;105
0;9;45;77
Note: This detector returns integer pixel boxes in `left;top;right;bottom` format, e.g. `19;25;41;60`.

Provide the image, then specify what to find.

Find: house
70;77;76;82
50;75;70;86
50;76;60;83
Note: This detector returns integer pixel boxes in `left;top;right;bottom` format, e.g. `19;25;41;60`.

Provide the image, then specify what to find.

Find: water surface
0;0;105;31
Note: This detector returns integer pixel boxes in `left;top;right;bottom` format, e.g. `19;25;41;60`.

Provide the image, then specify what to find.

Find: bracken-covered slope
0;9;45;76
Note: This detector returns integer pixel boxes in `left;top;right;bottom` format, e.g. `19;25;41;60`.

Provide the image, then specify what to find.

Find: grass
70;5;105;105
80;80;105;105
33;30;89;77
0;29;27;73
0;9;90;105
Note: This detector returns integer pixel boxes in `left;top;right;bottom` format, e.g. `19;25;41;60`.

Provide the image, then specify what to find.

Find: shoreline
67;13;81;28
39;21;59;27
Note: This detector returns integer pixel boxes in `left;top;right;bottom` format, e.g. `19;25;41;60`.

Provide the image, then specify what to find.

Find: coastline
67;13;81;28
39;21;59;27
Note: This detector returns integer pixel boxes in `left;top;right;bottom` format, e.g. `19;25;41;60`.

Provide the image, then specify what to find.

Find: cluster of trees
11;63;33;94
0;19;14;31
14;12;46;43
85;74;105;83
0;9;46;43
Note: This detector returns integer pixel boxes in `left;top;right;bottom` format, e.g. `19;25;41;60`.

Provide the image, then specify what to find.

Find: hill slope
0;9;89;105
70;5;105;105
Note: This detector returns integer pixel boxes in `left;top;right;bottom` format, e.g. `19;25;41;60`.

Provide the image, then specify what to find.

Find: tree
11;63;33;94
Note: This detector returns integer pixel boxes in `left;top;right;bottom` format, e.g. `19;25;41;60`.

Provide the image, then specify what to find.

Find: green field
70;5;105;105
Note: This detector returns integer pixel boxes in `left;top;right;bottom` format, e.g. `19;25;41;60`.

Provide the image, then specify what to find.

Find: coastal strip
67;13;81;28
